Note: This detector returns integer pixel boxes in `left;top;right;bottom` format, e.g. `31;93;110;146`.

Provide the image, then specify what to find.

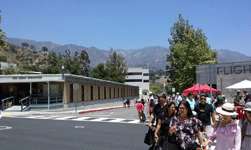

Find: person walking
126;98;130;108
148;94;166;128
141;96;145;106
194;94;216;150
147;98;155;116
136;100;144;123
205;103;241;150
186;92;195;111
154;102;177;150
239;102;251;150
169;100;204;150
175;92;182;108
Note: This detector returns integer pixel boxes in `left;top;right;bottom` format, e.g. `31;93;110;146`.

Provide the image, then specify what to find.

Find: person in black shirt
154;102;177;149
148;94;165;128
141;96;145;106
194;94;216;149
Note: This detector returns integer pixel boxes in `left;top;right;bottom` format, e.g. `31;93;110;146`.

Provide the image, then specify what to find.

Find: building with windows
0;74;139;111
196;61;251;99
125;67;149;95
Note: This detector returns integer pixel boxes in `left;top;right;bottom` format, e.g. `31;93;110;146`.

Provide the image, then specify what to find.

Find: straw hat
243;102;251;112
216;103;238;116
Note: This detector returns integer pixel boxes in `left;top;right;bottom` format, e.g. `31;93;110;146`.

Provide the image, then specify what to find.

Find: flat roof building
125;67;149;95
0;74;139;111
196;61;251;100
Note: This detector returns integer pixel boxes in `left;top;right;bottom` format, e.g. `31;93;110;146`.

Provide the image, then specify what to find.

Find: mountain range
3;36;251;70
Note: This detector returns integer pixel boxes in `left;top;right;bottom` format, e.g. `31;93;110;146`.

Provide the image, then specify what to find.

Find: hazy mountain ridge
3;37;251;70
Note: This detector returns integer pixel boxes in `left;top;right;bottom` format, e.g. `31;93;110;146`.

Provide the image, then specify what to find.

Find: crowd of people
141;91;251;150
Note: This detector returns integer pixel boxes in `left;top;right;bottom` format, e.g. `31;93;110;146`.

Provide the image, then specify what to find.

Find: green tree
0;55;7;62
0;10;6;49
21;42;29;49
106;47;127;75
47;51;58;67
30;44;36;51
79;50;90;76
91;63;125;83
167;14;217;92
42;46;48;53
150;83;163;95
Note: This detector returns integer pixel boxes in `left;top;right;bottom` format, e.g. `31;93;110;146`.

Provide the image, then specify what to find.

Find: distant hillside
3;37;251;70
217;49;251;63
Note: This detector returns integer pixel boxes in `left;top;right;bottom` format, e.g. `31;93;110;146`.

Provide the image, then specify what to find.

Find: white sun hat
243;102;251;112
216;103;238;116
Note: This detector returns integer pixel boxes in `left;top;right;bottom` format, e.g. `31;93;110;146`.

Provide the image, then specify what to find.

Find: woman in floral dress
169;100;204;150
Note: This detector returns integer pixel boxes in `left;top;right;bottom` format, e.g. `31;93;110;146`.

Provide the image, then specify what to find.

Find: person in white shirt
175;92;182;108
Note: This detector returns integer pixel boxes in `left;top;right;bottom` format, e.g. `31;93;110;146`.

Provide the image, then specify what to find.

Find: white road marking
75;126;85;128
89;118;109;122
0;126;12;130
53;116;75;120
108;118;126;122
71;117;91;121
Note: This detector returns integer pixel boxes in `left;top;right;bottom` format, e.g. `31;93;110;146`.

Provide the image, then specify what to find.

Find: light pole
62;63;65;80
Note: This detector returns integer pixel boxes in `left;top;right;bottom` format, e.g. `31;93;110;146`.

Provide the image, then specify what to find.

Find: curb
79;105;135;114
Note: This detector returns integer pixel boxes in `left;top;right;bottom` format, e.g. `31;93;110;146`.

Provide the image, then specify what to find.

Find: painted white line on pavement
127;120;140;123
89;118;109;122
0;126;12;130
108;118;126;122
75;126;85;128
71;117;91;121
53;116;75;120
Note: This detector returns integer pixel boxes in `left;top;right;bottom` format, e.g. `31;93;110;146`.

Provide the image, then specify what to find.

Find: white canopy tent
226;79;251;89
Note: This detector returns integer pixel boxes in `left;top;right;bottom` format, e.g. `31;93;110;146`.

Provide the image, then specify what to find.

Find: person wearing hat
239;102;251;150
175;92;182;108
205;103;241;150
235;90;243;103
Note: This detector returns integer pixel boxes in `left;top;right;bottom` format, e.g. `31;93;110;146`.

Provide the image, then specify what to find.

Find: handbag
144;127;155;145
141;112;146;122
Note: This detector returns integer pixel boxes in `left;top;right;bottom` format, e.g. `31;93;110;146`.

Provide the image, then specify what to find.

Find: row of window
127;72;149;76
69;85;138;102
125;79;149;82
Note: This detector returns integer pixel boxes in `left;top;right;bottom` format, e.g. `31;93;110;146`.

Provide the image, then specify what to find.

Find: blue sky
1;0;251;56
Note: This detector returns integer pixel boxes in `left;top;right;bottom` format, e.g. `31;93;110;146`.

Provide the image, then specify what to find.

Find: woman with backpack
205;103;241;150
239;102;251;150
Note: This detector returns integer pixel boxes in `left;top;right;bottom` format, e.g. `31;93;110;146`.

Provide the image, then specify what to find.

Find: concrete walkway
2;100;137;117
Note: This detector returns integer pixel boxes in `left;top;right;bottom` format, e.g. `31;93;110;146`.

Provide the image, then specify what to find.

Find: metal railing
30;93;63;105
1;96;15;111
19;96;30;112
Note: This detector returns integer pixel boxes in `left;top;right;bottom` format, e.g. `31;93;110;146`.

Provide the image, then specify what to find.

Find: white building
125;67;149;95
0;62;16;70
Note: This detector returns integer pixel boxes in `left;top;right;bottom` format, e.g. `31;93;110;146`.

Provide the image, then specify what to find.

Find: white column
30;82;32;95
48;82;50;110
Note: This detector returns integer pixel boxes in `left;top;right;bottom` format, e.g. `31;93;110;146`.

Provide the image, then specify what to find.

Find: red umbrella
201;84;221;93
183;83;204;94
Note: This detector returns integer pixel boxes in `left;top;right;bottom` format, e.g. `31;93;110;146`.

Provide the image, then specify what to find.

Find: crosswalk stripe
53;116;76;120
127;120;140;123
71;117;91;121
108;118;126;122
89;118;109;122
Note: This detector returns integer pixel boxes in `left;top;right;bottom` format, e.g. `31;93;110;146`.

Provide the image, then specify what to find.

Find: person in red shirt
136;100;144;122
233;98;240;106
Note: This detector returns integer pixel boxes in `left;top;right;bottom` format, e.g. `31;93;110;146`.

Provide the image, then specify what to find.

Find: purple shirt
208;121;241;150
